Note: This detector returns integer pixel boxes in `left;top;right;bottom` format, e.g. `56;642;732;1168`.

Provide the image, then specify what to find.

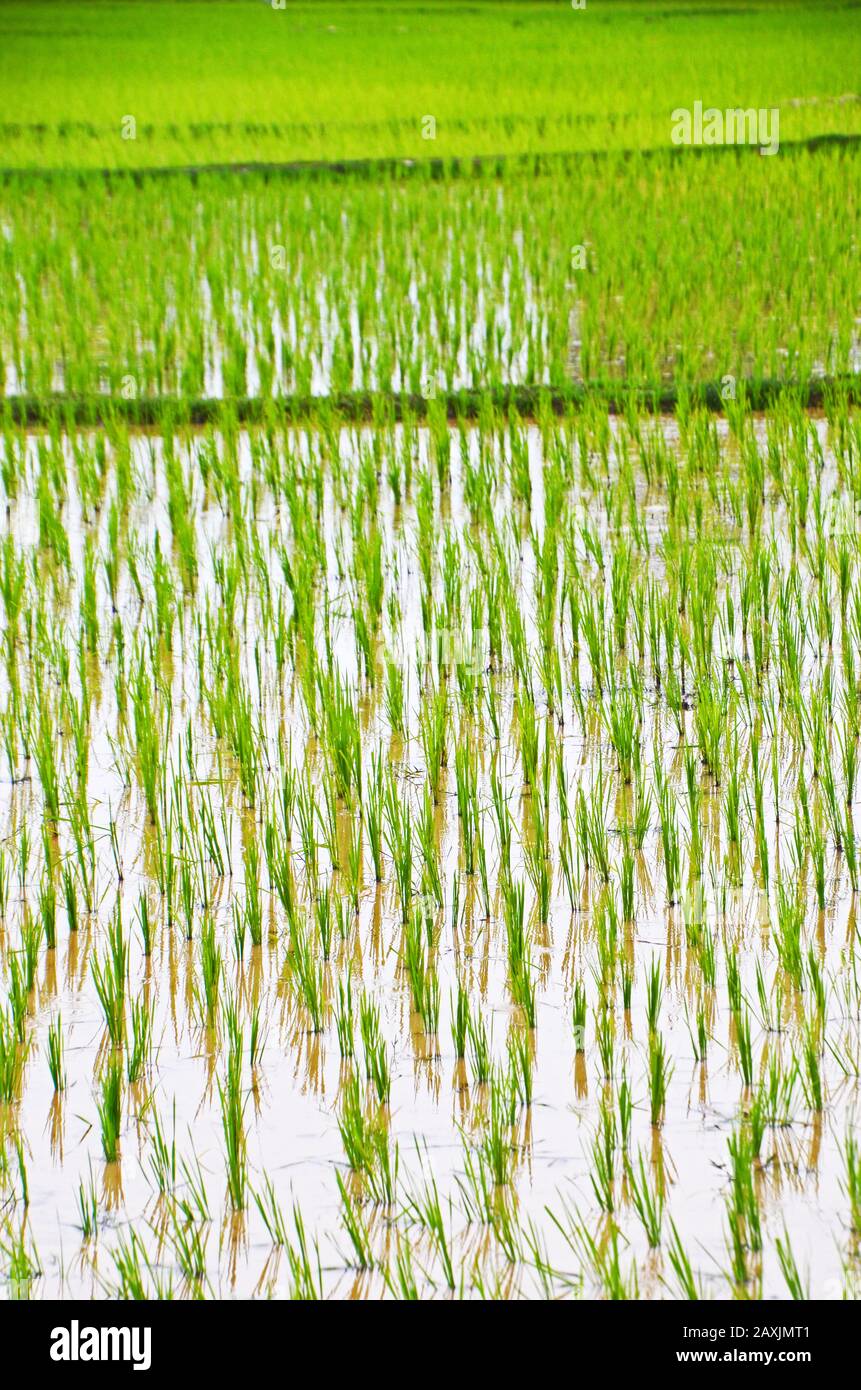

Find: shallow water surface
0;412;859;1299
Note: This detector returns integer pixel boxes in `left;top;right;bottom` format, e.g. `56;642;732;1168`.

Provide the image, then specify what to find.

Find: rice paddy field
2;0;861;1308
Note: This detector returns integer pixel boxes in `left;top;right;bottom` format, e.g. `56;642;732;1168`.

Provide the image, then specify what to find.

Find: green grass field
3;146;859;404
1;0;860;169
3;1;861;1315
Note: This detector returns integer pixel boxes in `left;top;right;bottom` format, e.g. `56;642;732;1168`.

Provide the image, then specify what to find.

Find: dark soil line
5;376;859;429
1;132;858;184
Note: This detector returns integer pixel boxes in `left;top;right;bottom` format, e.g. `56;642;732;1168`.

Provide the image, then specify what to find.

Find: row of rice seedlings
2;152;858;400
3;392;861;1295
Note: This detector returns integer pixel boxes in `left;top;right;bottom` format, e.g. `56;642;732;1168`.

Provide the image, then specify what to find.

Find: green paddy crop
0;0;860;1308
2;1;861;172
97;1058;123;1163
0;137;859;411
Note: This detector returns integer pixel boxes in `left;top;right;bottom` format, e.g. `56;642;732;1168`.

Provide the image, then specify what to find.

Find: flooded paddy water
1;402;861;1300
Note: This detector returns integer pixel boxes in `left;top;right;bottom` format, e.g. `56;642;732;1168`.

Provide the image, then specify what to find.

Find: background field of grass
1;0;860;169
